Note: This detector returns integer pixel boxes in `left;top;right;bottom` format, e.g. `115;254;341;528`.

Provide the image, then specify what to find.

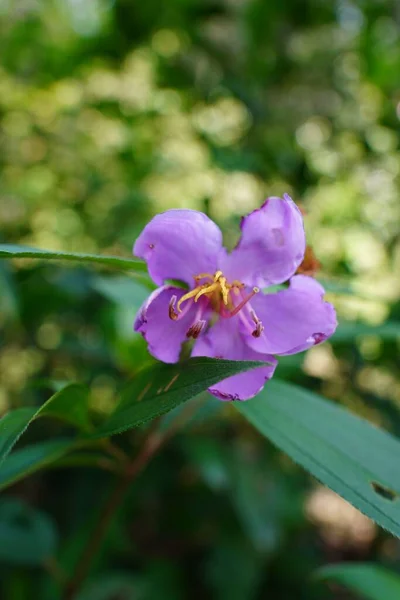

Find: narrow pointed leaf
0;243;147;273
0;440;75;491
0;408;37;466
37;384;91;431
0;384;90;464
237;380;400;538
316;563;400;600
95;357;265;438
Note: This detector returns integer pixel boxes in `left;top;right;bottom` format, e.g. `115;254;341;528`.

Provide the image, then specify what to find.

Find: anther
194;273;214;283
250;310;264;338
186;320;206;339
169;295;179;320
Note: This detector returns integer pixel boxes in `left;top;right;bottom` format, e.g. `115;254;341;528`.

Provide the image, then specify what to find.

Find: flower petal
134;286;197;363
244;275;337;356
134;209;223;286
220;195;306;287
192;317;277;401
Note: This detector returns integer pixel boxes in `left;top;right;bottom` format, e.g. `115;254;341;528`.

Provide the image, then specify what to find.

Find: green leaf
236;379;400;538
0;243;147;273
333;321;400;343
92;274;151;307
316;563;400;600
0;264;19;320
95;357;265;438
317;277;355;296
0;440;75;491
37;383;91;431
0;498;58;566
0;408;37;466
0;384;90;464
76;573;145;600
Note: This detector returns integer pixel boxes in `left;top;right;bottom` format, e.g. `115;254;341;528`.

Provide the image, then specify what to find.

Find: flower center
177;270;247;313
168;270;264;338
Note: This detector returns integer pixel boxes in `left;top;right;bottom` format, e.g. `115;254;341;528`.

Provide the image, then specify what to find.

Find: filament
220;287;259;318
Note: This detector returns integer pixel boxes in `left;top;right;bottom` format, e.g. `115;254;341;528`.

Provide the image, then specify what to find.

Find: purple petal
134;209;223;286
243;275;337;356
191;317;277;401
220;195;306;287
134;286;198;363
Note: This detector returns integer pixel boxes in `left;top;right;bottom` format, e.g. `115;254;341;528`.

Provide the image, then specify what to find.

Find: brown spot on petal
312;332;327;345
209;388;239;401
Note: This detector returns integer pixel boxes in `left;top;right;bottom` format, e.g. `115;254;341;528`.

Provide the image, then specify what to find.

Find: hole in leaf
371;481;398;501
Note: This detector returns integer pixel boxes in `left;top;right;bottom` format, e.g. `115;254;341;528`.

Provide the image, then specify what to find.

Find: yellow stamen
194;282;219;302
177;287;204;312
175;270;251;315
218;276;230;305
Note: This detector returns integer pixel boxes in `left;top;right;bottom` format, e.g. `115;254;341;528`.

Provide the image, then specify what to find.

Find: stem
101;439;130;463
44;556;67;586
62;397;205;600
63;428;164;600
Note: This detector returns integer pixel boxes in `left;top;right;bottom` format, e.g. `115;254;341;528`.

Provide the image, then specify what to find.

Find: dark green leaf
37;383;91;431
76;573;145;600
95;358;265;438
0;498;58;566
0;263;19;320
237;379;400;538
0;384;90;464
316;563;400;600
0;408;37;466
0;440;75;491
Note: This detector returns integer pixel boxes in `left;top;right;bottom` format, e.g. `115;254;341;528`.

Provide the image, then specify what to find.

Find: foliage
1;0;400;599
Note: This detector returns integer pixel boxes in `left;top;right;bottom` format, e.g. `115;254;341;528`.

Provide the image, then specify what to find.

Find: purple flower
133;195;337;401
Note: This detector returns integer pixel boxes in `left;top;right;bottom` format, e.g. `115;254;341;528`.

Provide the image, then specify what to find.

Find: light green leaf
318;277;355;296
92;274;151;307
0;498;58;565
0;243;147;273
0;439;75;491
0;384;90;464
316;563;400;600
95;358;265;438
236;379;400;538
333;321;400;343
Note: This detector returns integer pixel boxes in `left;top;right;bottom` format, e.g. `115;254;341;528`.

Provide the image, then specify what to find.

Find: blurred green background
1;0;400;598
